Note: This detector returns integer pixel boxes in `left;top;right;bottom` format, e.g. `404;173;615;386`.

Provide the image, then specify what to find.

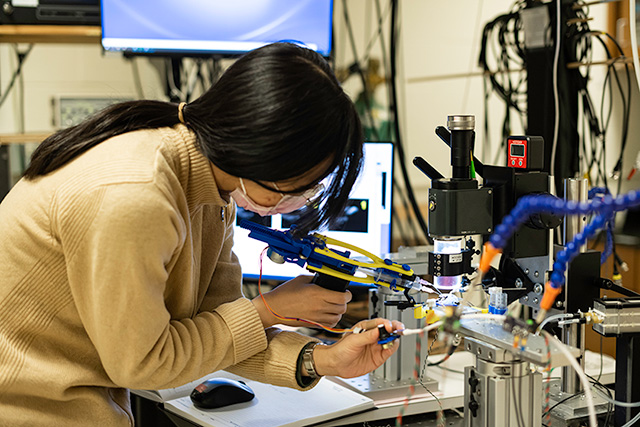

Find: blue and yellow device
238;220;432;295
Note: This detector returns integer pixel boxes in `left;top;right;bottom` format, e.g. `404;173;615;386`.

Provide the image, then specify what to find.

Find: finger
391;320;405;332
315;287;352;304
354;317;391;332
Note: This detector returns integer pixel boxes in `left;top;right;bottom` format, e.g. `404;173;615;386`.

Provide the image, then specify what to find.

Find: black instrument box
0;0;100;26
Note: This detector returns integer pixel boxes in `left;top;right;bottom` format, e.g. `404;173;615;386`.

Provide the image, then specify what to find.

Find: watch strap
302;342;321;379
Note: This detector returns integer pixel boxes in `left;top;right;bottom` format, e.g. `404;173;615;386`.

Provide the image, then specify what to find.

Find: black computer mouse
190;377;255;410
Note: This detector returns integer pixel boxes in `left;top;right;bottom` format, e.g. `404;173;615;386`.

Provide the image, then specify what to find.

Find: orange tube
479;242;502;274
540;281;563;311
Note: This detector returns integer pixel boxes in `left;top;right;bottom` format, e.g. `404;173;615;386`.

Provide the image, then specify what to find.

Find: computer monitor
100;0;333;57
234;142;394;281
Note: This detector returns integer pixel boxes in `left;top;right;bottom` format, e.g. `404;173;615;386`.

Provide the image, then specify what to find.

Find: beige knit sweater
0;125;316;426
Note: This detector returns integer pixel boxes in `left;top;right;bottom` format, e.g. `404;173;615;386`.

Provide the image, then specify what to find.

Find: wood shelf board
0;25;101;44
0;132;50;144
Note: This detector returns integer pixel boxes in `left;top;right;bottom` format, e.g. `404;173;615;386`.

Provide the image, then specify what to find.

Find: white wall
0;1;637;228
0;44;164;132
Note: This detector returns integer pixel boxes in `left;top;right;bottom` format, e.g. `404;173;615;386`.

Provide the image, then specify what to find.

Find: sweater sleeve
225;328;321;390
197;203;318;390
58;183;268;390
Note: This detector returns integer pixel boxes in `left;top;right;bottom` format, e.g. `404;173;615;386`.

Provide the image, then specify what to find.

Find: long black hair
23;43;363;233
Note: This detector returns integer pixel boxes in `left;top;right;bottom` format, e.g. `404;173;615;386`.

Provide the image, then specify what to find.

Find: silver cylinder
447;114;475;130
562;324;584;393
563;178;588;252
561;178;588;394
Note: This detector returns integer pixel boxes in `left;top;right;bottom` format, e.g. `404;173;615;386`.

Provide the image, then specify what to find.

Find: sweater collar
173;124;229;209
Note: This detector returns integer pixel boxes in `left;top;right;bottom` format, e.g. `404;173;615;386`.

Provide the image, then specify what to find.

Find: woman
0;43;401;426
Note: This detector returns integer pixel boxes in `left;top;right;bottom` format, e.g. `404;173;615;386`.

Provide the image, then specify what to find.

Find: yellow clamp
306;233;414;288
413;305;441;322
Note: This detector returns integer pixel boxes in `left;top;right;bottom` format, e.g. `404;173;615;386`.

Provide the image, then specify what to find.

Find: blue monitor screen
234;142;394;282
101;0;333;56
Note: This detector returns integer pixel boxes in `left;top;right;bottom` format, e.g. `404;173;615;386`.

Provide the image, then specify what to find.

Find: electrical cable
130;56;144;99
426;347;456;367
511;360;525;427
550;0;562;180
536;312;578;334
588;370;640;426
542;334;553;426
417;329;445;427
388;0;430;243
360;0;392;69
593;384;640;409
165;59;185;102
0;44;33;109
630;0;640;97
395;329;421;427
542;376;615;427
342;0;380;141
256;248;354;334
542;331;597;427
478;7;527;164
395;178;424;245
392;179;419;246
461;0;486;113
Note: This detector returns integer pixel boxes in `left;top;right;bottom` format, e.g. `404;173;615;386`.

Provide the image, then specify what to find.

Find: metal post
563;178;588;252
562;177;588;394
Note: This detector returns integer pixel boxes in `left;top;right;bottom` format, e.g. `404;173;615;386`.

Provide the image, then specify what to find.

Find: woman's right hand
311;318;404;379
251;275;352;328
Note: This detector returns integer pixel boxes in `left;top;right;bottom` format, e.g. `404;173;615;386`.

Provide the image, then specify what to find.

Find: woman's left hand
312;318;404;378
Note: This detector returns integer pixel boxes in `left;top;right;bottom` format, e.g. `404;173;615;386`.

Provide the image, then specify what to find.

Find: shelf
0;132;50;145
0;25;100;44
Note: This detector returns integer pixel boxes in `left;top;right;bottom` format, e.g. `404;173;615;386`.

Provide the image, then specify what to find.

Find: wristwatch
302;342;321;379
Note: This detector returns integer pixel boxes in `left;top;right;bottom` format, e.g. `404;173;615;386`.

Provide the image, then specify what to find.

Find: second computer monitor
233;142;394;281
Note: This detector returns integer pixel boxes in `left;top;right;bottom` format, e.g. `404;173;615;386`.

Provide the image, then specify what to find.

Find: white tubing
536;312;576;334
543;331;597;427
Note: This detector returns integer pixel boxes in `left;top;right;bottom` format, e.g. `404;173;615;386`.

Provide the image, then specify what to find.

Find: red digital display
508;138;527;169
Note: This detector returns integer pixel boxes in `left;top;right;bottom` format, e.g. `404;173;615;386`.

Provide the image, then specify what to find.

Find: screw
556;301;564;308
523;296;529;302
533;297;539;304
533;283;543;294
534;271;540;277
2;3;14;15
515;278;523;288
